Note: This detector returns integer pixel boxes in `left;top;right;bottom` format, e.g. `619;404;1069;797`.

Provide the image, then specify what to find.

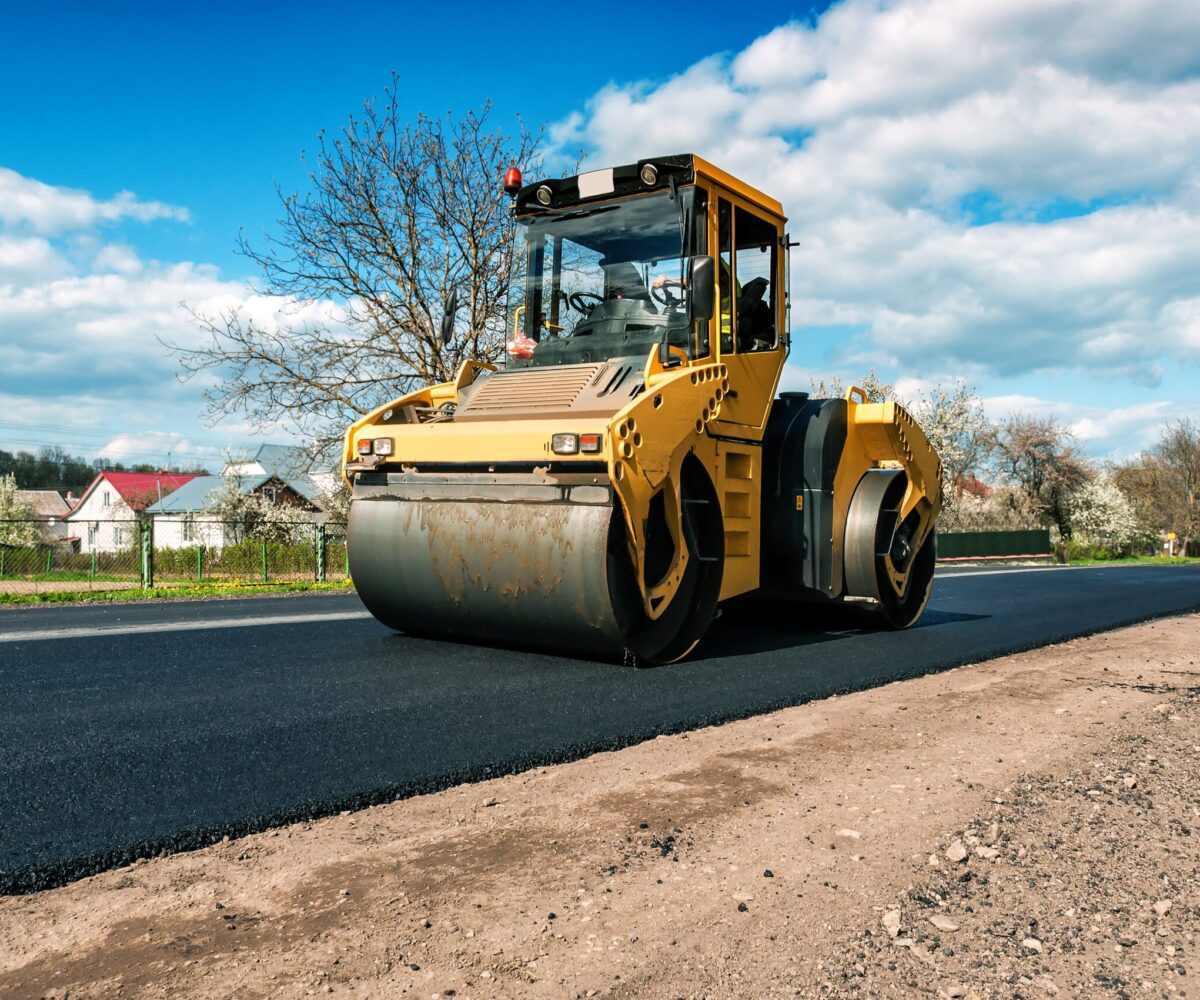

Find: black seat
737;277;773;349
603;261;653;303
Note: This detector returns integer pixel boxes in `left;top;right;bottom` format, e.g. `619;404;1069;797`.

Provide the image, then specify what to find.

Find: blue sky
0;1;829;273
1;0;1197;469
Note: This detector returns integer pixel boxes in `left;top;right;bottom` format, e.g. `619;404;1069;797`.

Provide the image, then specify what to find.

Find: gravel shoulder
2;615;1197;1000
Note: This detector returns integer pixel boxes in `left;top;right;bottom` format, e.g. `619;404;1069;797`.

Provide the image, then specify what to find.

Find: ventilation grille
457;364;603;415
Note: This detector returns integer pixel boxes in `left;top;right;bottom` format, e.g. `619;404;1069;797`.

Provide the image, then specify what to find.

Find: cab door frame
706;183;788;436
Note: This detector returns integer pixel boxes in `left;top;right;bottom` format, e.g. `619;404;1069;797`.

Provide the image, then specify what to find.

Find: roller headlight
551;433;579;455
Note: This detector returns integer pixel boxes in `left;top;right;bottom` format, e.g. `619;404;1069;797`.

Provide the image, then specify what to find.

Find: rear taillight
356;439;373;456
579;434;602;453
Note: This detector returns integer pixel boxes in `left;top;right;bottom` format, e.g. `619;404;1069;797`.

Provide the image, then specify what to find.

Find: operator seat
737;276;773;350
603;261;653;303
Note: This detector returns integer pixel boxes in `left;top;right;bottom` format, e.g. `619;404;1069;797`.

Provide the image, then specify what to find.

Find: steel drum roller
347;464;725;663
348;489;630;657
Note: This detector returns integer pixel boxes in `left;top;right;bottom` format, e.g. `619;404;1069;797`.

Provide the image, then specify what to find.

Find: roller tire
876;528;935;629
609;457;725;665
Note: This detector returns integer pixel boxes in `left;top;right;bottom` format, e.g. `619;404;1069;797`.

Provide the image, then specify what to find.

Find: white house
63;471;201;554
145;466;326;550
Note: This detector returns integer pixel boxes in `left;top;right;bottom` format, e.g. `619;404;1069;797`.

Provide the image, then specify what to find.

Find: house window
182;516;196;543
113;526;124;546
102;490;111;508
261;486;277;504
87;524;97;547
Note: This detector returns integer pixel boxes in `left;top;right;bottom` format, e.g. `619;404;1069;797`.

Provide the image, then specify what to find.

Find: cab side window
733;207;778;351
718;198;733;353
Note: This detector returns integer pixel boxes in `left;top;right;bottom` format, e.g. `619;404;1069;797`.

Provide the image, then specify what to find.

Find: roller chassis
340;153;943;663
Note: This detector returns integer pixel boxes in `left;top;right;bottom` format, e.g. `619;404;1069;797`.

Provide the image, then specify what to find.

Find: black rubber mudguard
759;393;847;598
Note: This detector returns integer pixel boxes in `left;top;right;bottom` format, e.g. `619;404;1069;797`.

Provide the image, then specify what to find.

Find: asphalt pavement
2;563;1198;895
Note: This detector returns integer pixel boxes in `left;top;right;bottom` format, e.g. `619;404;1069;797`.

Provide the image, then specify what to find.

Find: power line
0;418;244;449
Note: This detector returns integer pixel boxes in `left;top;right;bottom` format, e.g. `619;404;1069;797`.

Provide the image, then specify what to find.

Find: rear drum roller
844;469;935;629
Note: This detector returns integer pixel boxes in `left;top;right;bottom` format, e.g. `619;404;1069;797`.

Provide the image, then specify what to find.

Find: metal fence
936;529;1053;561
0;518;348;594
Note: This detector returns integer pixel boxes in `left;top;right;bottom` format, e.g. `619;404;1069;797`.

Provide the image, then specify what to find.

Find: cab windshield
505;188;708;368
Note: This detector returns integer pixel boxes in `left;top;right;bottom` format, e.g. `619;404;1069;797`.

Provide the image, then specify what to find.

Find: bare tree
1115;418;1200;554
172;77;544;454
988;415;1092;536
1156;419;1200;553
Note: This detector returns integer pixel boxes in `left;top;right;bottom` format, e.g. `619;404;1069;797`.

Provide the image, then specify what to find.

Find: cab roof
516;154;785;221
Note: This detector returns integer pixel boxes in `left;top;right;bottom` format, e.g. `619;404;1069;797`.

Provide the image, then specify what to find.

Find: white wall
221;461;266;478
64;478;140;554
150;515;229;551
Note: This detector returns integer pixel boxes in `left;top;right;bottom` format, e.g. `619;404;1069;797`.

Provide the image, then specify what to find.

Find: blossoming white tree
1067;477;1144;555
0;474;40;548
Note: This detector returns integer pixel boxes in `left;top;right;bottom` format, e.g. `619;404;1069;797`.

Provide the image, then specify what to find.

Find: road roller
341;154;942;664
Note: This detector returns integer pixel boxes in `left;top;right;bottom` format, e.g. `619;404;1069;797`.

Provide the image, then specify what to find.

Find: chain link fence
0;518;349;595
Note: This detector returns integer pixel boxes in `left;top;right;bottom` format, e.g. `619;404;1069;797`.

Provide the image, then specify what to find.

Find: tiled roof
66;471;203;516
252;444;314;478
144;475;277;513
15;489;70;518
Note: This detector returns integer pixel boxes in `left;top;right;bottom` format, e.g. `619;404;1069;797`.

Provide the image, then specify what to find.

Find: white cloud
0;167;344;464
980;394;1190;458
0;235;69;284
551;0;1200;397
97;431;224;467
92;243;143;275
0;259;345;395
0;167;189;235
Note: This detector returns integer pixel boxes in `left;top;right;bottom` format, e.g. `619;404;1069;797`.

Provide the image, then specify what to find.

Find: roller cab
342;155;943;664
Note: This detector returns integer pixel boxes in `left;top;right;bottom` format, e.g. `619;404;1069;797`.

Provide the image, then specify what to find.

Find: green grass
0;579;355;606
1063;555;1200;567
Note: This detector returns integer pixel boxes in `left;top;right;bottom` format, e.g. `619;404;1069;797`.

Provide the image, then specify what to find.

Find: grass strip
1065;555;1200;567
0;580;355;606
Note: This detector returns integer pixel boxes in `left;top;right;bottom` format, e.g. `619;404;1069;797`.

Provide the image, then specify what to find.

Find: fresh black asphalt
2;564;1198;895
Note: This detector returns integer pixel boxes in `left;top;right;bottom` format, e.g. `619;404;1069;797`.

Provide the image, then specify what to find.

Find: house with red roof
63;471;201;553
953;473;992;499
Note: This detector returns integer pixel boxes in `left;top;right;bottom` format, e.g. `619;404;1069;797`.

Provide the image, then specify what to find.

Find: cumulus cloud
0;257;344;405
981;394;1183;457
0;167;326;465
0;235;69;284
96;431;227;467
0;167;190;235
552;0;1200;411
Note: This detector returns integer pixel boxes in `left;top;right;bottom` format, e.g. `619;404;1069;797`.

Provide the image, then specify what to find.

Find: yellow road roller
342;154;942;664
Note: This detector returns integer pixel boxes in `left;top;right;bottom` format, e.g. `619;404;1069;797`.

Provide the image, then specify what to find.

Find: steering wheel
650;282;678;307
568;292;603;314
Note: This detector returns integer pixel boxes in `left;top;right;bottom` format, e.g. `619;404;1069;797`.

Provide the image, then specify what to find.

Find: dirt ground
2;616;1197;1000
